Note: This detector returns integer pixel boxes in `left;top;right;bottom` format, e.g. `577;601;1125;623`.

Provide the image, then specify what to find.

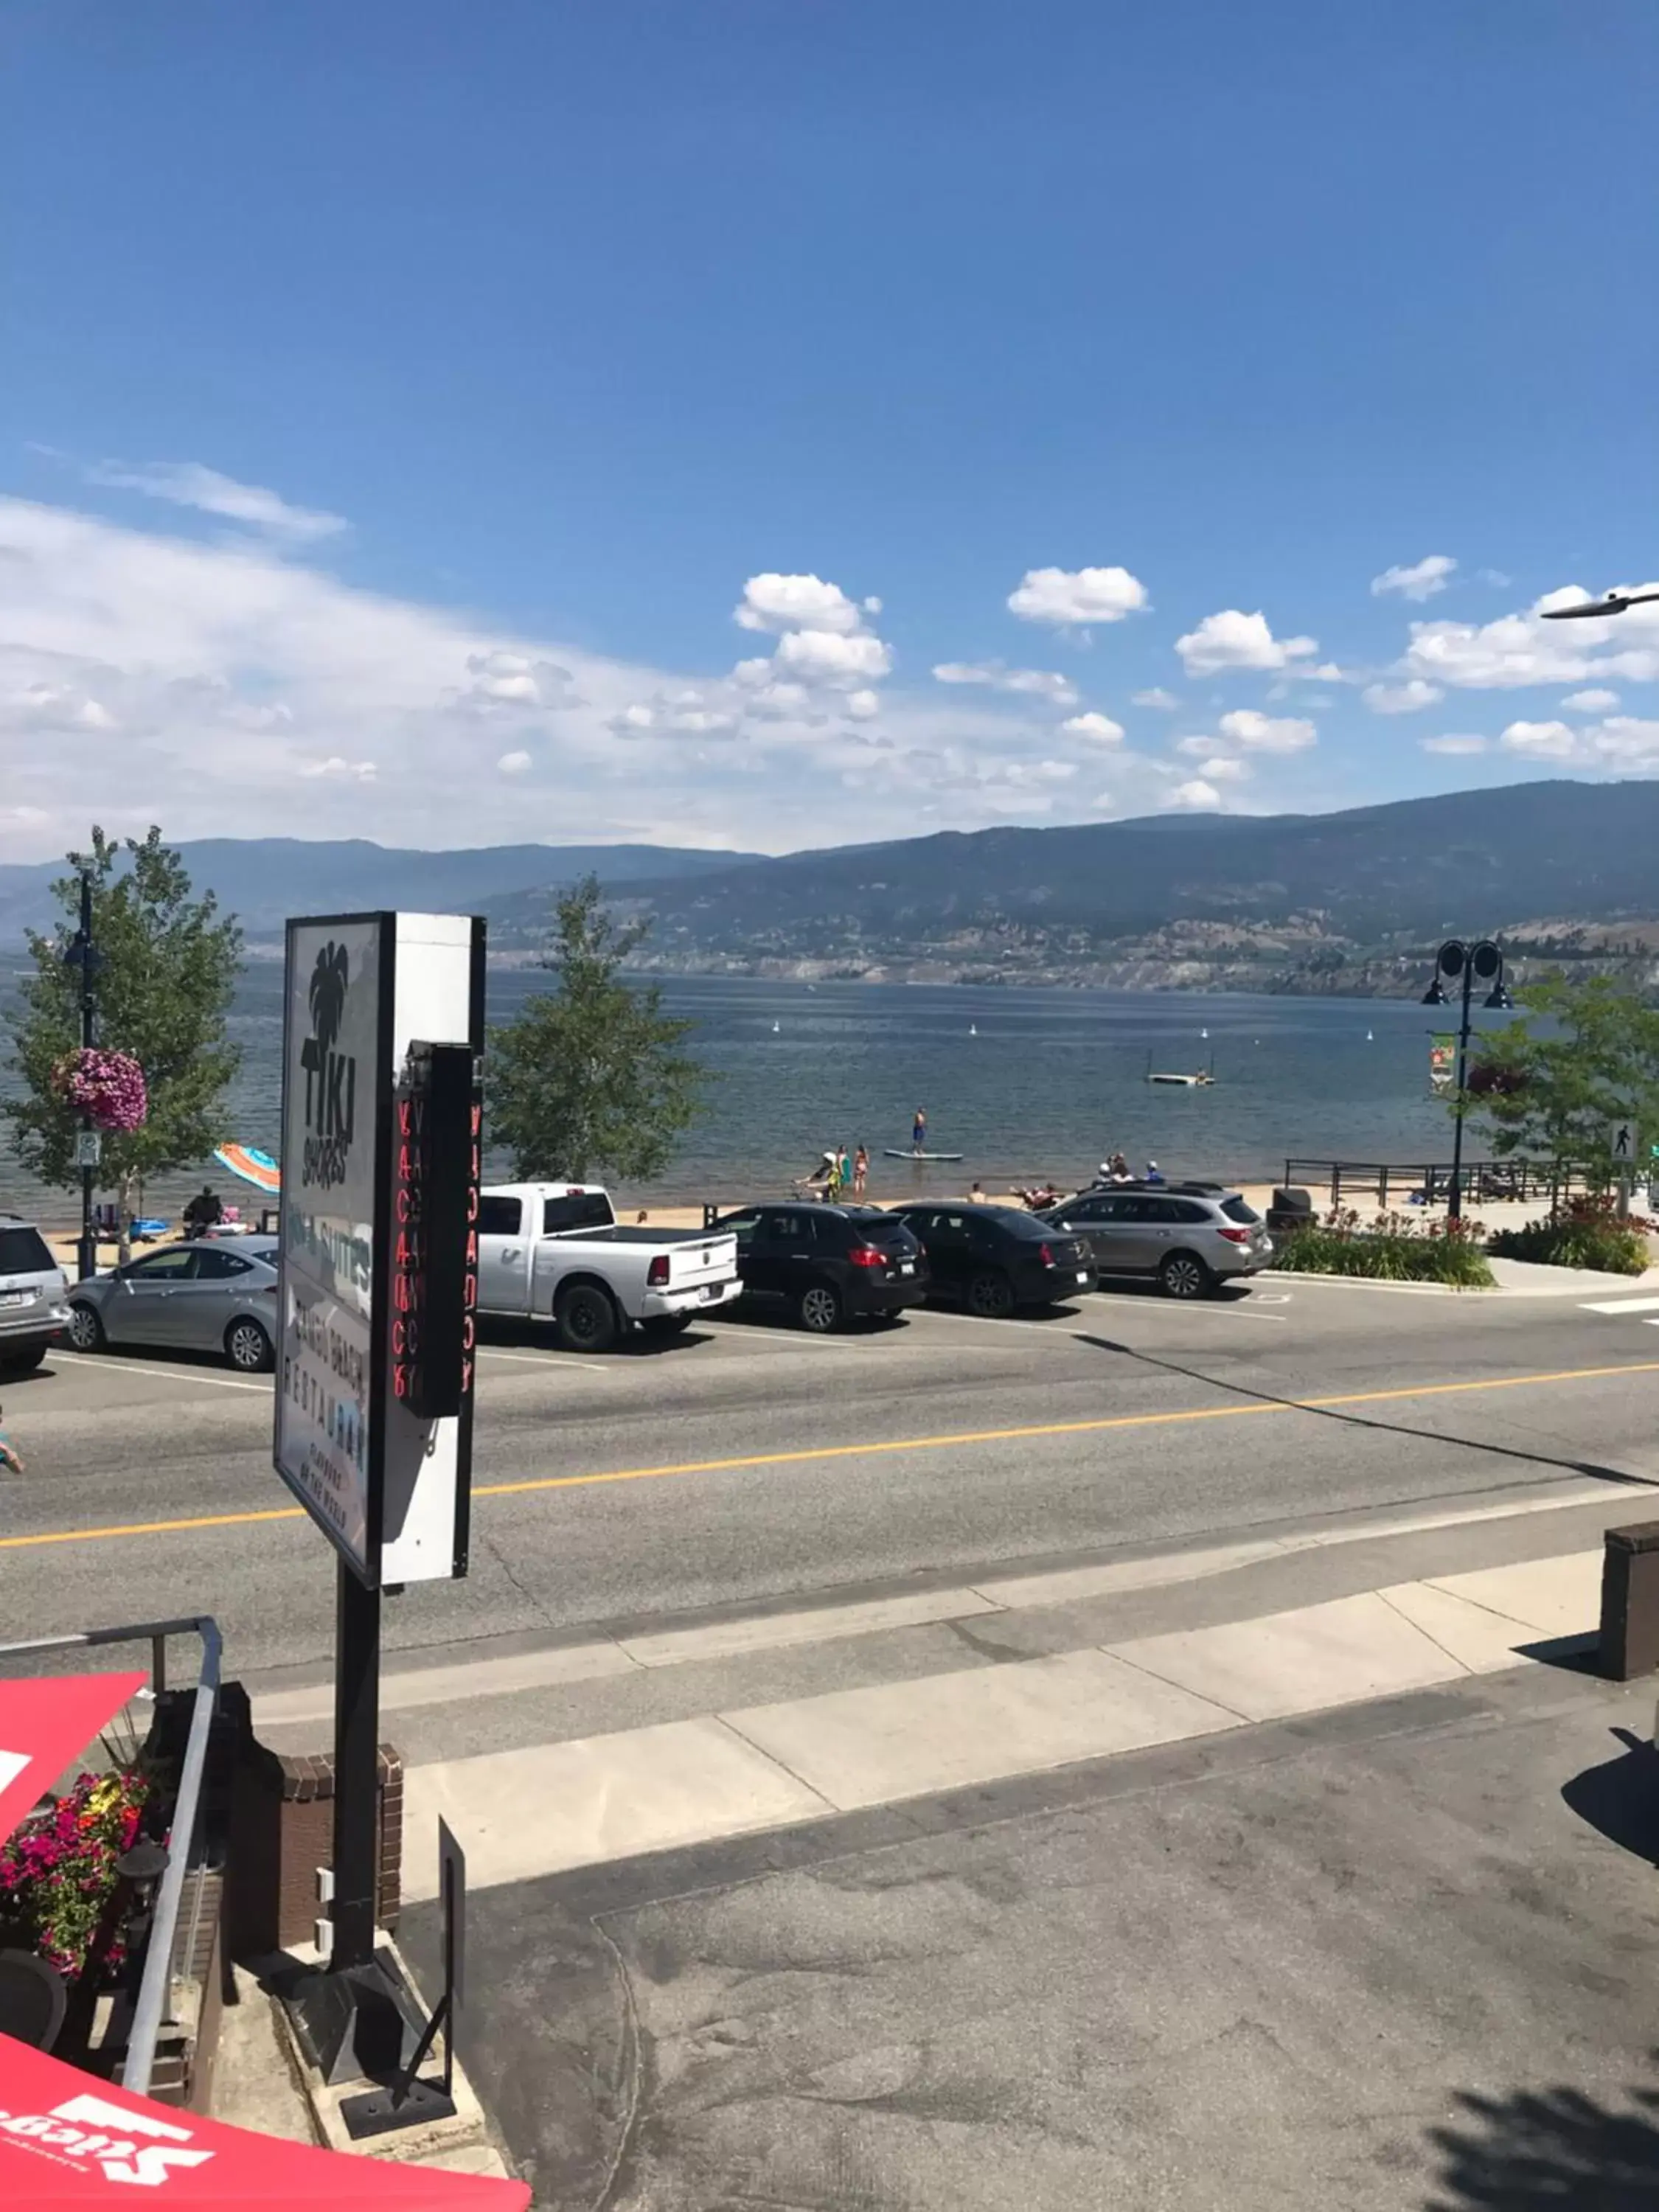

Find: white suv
0;1213;72;1374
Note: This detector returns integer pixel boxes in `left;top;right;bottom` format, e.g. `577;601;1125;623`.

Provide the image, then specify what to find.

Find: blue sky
2;1;1658;860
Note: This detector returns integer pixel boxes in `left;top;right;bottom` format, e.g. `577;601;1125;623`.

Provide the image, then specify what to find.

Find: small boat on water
883;1148;965;1161
969;1023;978;1036
1145;1050;1214;1087
771;1020;781;1034
1366;1028;1374;1042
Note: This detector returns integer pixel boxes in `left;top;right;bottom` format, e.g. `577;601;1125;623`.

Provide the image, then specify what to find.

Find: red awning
0;1674;149;1848
0;2031;531;2206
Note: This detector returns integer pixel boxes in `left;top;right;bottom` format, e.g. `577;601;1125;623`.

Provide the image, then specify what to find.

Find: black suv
886;1203;1096;1316
712;1203;930;1332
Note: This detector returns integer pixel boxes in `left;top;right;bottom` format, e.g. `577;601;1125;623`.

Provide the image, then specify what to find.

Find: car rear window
0;1225;55;1275
1221;1197;1261;1225
846;1211;915;1244
543;1192;614;1235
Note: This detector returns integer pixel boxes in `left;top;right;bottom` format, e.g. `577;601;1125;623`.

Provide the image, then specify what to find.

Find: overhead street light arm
1540;588;1659;621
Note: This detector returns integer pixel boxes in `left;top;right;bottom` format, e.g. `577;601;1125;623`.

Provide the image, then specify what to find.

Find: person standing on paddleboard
912;1107;927;1155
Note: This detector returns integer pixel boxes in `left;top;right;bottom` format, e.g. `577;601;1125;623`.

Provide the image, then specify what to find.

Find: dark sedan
712;1203;931;1332
886;1204;1095;1316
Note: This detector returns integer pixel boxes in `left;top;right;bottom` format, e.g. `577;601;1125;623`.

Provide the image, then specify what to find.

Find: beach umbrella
212;1147;281;1196
0;1674;147;1848
0;2031;531;2205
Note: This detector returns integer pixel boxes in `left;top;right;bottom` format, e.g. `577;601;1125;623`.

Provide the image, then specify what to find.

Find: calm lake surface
0;965;1483;1225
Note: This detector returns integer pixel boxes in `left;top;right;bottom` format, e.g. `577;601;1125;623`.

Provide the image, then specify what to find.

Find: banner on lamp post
274;911;484;1589
1429;1034;1455;1094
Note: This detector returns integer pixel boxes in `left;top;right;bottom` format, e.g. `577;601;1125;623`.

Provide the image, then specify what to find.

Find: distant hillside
485;779;1659;995
0;838;757;942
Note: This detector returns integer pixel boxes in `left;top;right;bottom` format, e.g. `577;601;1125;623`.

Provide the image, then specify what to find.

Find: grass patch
1273;1208;1495;1288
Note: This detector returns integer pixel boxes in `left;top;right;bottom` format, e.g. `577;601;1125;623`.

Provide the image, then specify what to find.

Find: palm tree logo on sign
299;941;357;1186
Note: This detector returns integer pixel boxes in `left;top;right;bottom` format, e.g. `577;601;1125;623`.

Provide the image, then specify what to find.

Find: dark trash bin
1267;1186;1314;1238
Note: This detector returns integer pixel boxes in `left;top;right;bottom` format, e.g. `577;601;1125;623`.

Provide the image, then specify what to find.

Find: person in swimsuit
912;1108;927;1154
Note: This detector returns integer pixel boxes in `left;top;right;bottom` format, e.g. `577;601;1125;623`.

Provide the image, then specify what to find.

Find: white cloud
1216;708;1317;753
1362;678;1443;714
300;755;377;781
1564;688;1620;711
0;493;1183;860
86;459;347;542
1169;778;1222;809
932;660;1079;705
846;689;880;720
1498;719;1579;759
1371;554;1456;602
497;749;532;775
1419;734;1489;756
1402;587;1659;689
1592;716;1659;760
734;573;864;636
1006;565;1148;625
608;703;657;736
773;627;892;685
1193;755;1249;782
1175;610;1318;676
1131;686;1180;710
1174;734;1216;757
1059;711;1124;745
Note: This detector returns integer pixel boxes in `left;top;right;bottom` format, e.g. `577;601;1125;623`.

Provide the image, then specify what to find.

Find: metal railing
1283;1158;1607;1208
0;1614;222;2095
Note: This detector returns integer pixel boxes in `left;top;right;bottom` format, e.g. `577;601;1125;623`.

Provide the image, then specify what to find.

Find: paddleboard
883;1148;965;1161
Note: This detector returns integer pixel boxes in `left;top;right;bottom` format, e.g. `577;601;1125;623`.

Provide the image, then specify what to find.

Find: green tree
1461;970;1659;1166
488;875;707;1183
2;827;244;1250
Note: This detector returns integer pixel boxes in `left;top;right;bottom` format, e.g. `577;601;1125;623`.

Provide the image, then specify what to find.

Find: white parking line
64;1352;272;1394
1581;1295;1659;1315
476;1347;612;1374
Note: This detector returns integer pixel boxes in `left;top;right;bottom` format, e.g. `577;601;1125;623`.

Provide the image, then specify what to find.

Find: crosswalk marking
1580;1295;1659;1315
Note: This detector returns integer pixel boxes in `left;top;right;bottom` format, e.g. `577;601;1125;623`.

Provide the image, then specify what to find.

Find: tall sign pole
274;912;484;2080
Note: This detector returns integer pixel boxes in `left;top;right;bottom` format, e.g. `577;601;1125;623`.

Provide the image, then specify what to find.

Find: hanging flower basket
54;1047;148;1132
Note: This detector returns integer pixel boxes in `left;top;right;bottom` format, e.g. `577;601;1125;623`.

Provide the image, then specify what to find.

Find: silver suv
0;1213;72;1374
1039;1183;1273;1298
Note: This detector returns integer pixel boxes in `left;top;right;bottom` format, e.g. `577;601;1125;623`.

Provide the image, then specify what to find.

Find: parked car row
0;1177;1274;1377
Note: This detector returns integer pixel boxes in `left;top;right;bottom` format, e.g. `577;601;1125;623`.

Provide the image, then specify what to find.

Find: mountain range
4;781;1658;995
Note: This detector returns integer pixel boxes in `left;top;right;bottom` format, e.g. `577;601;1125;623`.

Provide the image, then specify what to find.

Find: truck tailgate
668;1236;737;1290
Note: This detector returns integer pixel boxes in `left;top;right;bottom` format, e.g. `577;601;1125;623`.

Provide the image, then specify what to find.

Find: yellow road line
4;1358;1655;1554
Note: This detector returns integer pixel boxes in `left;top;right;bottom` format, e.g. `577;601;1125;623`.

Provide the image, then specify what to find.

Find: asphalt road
5;1276;1659;1676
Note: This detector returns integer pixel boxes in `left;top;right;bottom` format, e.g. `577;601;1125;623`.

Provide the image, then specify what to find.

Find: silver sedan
68;1239;279;1372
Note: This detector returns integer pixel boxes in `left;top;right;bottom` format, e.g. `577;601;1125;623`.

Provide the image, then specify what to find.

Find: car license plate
0;1290;27;1307
900;1261;915;1276
1076;1270;1089;1284
701;1282;723;1301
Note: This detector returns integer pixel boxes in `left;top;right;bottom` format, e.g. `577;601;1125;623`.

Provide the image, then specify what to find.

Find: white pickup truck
476;1183;742;1352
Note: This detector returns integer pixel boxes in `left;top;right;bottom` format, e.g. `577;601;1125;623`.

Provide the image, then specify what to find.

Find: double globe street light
1423;939;1513;1220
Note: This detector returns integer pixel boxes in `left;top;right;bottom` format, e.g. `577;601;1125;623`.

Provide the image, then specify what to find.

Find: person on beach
0;1404;22;1475
183;1185;223;1239
1144;1159;1165;1185
852;1144;869;1197
824;1150;844;1202
911;1107;927;1155
970;1180;986;1203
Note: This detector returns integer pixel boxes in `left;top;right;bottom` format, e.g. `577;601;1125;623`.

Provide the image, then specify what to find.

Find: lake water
0;965;1477;1224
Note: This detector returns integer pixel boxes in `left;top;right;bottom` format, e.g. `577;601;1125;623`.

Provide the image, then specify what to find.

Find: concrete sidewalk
394;1542;1606;1897
403;1644;1659;2211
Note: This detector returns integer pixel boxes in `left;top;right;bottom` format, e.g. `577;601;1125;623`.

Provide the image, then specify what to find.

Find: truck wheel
555;1283;619;1354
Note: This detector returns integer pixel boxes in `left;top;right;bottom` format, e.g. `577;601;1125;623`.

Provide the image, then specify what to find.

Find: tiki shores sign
274;912;484;1588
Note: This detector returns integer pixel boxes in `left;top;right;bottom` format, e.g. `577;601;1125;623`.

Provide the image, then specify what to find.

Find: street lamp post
1540;588;1659;622
1423;938;1512;1220
64;869;100;1284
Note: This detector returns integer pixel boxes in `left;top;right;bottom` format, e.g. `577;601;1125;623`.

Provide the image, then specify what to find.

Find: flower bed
1488;1194;1652;1276
0;1769;150;1977
1271;1207;1495;1288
